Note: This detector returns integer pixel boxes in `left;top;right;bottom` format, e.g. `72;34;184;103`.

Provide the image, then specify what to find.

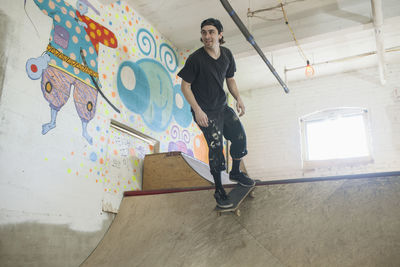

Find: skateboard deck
215;184;256;216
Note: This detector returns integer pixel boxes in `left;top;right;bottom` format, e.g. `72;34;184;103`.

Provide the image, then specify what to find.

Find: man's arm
181;80;209;127
226;77;245;116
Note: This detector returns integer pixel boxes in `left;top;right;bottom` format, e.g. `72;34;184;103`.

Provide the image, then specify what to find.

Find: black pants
193;105;247;173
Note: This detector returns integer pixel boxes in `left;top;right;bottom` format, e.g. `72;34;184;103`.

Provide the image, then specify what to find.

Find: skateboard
215;184;256;217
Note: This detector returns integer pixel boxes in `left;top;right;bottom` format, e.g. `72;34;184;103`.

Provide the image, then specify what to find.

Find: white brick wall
240;63;400;180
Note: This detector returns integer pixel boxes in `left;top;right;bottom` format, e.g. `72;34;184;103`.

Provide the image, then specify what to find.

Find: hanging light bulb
305;60;314;77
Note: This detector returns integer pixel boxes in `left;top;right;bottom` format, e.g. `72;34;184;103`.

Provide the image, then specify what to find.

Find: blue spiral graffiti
159;43;178;73
136;28;156;58
172;84;192;128
138;59;174;132
117;61;150;115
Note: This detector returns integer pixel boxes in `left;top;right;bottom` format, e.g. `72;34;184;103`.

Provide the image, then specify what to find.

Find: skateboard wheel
250;191;256;198
235;209;241;216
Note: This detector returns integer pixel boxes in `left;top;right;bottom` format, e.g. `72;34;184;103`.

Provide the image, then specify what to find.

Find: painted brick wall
0;1;202;265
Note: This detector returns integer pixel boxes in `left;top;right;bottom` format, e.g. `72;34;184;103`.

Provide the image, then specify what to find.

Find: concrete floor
82;176;400;267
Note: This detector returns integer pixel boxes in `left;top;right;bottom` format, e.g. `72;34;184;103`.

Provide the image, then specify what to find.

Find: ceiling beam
371;0;386;85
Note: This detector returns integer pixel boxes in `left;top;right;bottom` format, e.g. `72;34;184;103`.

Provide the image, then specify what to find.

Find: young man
178;18;255;208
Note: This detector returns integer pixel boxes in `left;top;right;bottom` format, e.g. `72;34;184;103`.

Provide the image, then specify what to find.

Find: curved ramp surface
82;188;282;267
82;176;400;267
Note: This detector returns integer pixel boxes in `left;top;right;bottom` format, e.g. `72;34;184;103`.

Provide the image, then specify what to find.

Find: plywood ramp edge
142;152;213;190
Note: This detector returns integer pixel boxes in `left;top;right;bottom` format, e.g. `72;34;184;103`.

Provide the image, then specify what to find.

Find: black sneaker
229;172;255;187
214;190;233;209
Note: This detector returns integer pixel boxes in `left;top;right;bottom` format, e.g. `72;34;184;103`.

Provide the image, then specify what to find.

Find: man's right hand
195;109;209;127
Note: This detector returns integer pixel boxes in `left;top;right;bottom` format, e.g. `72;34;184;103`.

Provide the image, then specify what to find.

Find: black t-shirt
178;46;236;114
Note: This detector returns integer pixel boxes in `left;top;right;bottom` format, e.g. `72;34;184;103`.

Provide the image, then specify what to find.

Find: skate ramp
142;152;234;190
82;175;400;267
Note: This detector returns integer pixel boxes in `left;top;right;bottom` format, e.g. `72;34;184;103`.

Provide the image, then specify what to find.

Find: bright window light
306;115;369;160
301;108;372;166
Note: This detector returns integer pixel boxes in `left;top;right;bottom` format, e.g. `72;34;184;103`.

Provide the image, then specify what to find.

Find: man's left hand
236;98;245;116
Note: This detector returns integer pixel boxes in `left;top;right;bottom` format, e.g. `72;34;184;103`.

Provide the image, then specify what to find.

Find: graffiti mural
26;1;210;189
193;133;209;163
25;0;118;144
168;125;194;157
117;28;192;132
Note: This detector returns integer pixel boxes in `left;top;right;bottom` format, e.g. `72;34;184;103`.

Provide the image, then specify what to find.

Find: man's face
201;25;223;48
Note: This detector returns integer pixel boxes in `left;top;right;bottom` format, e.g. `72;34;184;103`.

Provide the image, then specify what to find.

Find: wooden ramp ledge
142;152;234;191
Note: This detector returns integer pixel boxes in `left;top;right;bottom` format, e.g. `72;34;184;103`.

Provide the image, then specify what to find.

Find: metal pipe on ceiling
371;0;387;85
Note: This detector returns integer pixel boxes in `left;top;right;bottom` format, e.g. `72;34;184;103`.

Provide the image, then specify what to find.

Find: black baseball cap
201;18;223;33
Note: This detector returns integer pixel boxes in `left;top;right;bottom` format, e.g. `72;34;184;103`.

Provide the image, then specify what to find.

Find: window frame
300;107;373;169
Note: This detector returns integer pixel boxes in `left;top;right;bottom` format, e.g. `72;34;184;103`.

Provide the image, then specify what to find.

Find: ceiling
101;0;400;91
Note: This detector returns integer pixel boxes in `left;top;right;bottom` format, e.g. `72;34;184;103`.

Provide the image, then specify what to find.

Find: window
300;108;373;169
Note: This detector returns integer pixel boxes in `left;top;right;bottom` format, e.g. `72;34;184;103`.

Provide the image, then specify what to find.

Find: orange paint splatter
105;170;109;174
111;92;116;97
113;149;118;155
96;179;99;183
100;136;105;142
129;21;132;26
90;169;92;172
99;158;104;164
102;74;107;80
71;152;74;156
125;6;129;12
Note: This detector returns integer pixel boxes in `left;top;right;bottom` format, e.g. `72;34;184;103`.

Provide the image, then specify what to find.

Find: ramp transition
82;175;400;266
